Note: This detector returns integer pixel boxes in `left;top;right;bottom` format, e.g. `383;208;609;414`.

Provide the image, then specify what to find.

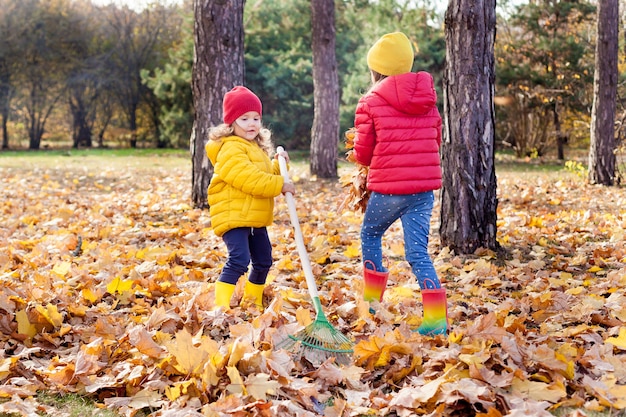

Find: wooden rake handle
276;147;321;307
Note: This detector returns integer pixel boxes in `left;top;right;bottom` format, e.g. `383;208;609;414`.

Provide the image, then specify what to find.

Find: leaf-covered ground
1;154;626;417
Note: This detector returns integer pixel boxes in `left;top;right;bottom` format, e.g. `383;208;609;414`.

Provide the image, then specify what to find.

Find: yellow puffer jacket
205;135;284;237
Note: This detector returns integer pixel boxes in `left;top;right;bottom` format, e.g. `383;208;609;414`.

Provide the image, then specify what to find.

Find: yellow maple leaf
354;333;411;369
276;256;295;271
458;352;488;368
295;306;313;327
565;286;585;295
227;338;251;367
226;366;246;395
51;261;71;278
0;357;17;381
35;304;63;328
164;328;208;376
201;361;220;388
15;309;37;338
606;327;626;350
343;242;360;259
511;377;567;402
106;276;134;295
136;246;170;261
353;335;385;368
609;383;626;409
448;331;464;344
129;326;166;358
165;380;196;401
375;343;412;368
245;373;279;401
81;288;98;303
554;352;576;380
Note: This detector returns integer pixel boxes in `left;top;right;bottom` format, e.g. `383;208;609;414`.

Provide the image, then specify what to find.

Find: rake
275;146;354;366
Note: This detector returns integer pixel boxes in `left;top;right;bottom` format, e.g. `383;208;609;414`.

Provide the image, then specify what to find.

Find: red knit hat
222;86;263;125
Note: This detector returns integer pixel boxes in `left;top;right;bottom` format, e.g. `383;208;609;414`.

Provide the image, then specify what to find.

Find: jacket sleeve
217;142;284;198
353;99;376;166
272;158;281;176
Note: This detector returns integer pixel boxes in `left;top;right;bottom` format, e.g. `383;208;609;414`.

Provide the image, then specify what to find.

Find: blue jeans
218;227;272;285
361;191;441;290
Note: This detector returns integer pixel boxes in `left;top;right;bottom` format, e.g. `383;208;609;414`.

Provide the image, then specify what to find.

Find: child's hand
281;182;296;195
275;149;290;164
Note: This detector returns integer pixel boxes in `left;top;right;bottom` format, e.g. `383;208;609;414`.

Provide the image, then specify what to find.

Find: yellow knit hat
366;32;414;76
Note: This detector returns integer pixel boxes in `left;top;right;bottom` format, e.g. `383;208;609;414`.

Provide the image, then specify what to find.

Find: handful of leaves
339;128;370;213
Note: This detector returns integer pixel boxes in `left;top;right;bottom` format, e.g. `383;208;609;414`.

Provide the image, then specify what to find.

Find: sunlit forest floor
1;149;626;417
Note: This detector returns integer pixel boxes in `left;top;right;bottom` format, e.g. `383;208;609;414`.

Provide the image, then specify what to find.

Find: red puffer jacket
353;71;442;195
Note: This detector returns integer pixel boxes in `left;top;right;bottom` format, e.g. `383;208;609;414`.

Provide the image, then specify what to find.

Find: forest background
0;0;622;165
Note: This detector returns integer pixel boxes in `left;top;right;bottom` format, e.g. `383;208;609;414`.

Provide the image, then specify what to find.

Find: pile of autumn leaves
2;159;626;417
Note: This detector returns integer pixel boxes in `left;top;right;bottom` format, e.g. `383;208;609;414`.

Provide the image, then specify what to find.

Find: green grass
0;147;188;158
0;148;190;171
0;147;575;173
553;408;626;417
0;393;121;417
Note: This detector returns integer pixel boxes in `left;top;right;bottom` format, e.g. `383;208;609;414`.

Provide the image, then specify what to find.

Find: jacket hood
370;72;437;116
206;135;244;165
205;139;221;166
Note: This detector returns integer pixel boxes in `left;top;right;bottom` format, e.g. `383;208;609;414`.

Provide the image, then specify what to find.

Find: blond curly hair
208;124;274;156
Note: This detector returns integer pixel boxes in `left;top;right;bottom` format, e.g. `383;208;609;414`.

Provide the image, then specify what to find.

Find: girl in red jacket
352;32;448;335
206;86;295;311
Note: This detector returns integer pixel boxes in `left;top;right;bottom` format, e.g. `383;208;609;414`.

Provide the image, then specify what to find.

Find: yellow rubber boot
214;281;236;310
243;281;265;309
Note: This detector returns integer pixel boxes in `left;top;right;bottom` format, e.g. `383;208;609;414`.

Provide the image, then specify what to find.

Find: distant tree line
0;0;623;161
0;0;185;150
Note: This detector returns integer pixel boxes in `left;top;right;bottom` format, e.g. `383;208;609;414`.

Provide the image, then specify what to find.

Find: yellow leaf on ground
386;286;415;303
227;338;251;367
15;309;37;338
276;256;295;271
343;242;360;258
608;384;626;409
164;328;207;375
106;276;134;295
35;304;63;328
201;361;220;388
81;288;98;303
0;357;17;381
51;261;71;278
226;366;245;395
295;306;313;327
129;326;166;358
511;378;567;402
606;327;626;350
245;373;278;401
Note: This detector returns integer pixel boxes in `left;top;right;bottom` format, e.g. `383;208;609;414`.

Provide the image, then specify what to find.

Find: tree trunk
440;0;498;254
191;0;245;209
554;103;565;161
309;0;339;179
0;74;10;149
589;0;618;186
70;97;93;148
1;116;7;149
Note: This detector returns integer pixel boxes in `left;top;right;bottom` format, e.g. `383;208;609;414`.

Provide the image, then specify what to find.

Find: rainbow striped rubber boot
363;261;389;303
417;287;448;335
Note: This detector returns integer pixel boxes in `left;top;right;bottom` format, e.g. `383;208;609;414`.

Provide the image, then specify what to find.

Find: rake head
277;318;354;366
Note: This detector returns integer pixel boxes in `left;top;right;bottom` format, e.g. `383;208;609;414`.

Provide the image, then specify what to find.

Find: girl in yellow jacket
205;86;295;310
